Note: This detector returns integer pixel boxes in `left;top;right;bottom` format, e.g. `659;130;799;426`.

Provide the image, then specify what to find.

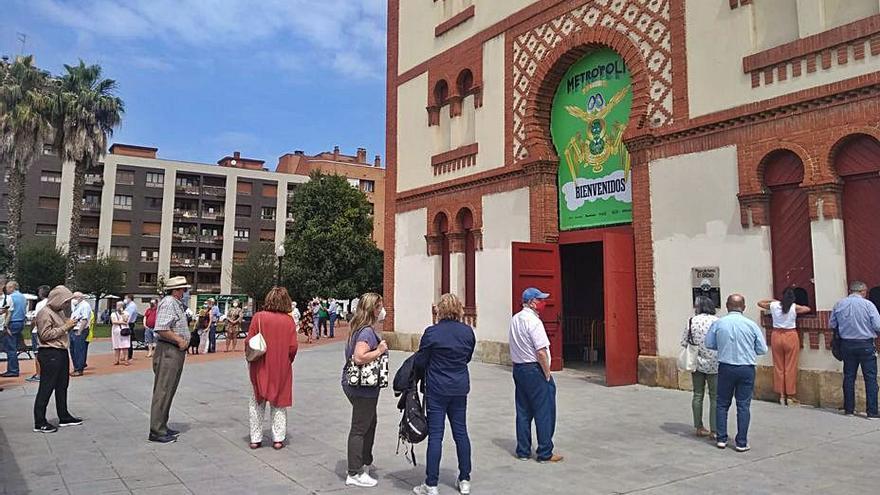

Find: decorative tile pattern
511;0;673;162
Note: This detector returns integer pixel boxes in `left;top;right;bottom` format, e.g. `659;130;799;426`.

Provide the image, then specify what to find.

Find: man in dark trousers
831;281;880;418
148;277;192;443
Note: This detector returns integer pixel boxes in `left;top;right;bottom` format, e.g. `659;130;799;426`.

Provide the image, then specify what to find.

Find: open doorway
560;242;605;379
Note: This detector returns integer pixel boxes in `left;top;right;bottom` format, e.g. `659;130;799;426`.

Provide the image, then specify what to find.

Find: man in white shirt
69;292;93;376
508;287;563;463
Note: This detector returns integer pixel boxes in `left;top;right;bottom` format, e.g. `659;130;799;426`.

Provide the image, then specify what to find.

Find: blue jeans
512;363;556;460
4;320;25;375
841;339;878;416
329;313;338;338
425;394;471;487
312;315;320;339
208;324;217;353
69;331;88;372
716;363;755;448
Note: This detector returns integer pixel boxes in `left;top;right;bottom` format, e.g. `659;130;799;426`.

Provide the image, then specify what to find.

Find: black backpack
397;386;428;465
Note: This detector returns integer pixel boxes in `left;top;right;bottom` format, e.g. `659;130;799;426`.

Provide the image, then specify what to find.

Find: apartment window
262;184;278;198
261;207;276;220
40;171;62;183
83;193;101;207
145;197;162;210
200;227;221;237
42;143;55;155
112;220;132;236
35;224;56;236
116;170;135;185
38;196;60;209
0;222;7;235
234;228;250;241
141;249;159;262
176;176;197;187
85;173;103;185
236;204;252;218
139;272;158;286
109;245;129;261
360;180;375;193
259;229;275;242
113;194;133;210
143;222;161;236
79;245;98;259
237;181;253;195
145;172;164;188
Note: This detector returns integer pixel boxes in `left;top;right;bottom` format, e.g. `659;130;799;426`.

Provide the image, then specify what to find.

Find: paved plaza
1;342;879;494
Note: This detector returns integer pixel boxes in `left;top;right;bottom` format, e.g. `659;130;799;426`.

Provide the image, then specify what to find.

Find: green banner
551;48;633;230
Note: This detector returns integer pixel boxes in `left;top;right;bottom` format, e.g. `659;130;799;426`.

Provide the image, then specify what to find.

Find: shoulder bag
246;317;267;362
831;328;843;362
345;328;389;388
677;317;699;372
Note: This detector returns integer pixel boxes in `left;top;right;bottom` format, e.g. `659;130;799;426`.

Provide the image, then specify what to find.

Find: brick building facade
384;0;880;406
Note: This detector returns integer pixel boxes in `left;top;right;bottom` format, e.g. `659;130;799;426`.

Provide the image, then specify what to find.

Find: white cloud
27;0;386;79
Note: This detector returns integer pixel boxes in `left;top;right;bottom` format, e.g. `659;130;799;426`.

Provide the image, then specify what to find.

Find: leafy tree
233;242;277;310
50;61;124;285
0;55;53;275
75;254;124;310
283;172;383;304
16;240;66;293
0;240;13;276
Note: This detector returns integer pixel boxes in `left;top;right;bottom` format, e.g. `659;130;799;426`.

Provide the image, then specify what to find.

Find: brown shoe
537;454;564;463
696;427;711;437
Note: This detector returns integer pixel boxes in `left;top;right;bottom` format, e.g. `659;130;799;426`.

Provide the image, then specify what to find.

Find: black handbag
120;325;131;337
831;329;842;361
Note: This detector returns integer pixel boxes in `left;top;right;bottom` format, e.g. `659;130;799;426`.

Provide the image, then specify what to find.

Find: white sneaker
362;464;373;476
346;472;378;488
457;479;471;494
412;484;438;495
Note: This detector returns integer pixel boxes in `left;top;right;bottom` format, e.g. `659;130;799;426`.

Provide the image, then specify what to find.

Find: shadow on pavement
0;415;27;494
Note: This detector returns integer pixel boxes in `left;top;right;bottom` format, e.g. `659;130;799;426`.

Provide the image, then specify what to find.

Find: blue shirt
705;311;768;366
830;295;880;340
210;306;221;326
125;301;138;326
416;319;476;397
9;290;26;323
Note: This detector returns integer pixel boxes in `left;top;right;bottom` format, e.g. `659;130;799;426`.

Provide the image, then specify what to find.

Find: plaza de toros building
383;0;880;406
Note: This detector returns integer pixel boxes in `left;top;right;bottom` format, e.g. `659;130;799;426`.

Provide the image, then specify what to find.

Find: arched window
456;69;474;97
457;208;476;308
433;212;450;295
833;134;880;295
764;150;815;306
433;79;449;107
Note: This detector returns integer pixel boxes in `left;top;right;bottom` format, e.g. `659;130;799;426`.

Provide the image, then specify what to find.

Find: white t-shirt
508;307;551;366
769;301;797;329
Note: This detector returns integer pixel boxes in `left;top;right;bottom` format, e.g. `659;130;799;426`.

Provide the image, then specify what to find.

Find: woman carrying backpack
758;287;811;406
412;293;475;495
342;293;388;489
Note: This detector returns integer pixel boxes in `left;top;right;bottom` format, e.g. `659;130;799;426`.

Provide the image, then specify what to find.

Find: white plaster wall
753;0;799;50
393;209;436;334
397;73;433;193
398;0;539;74
810;218;848;309
685;0;880;118
475;187;531;342
475;33;506;173
823;0;878;30
650;146;773;361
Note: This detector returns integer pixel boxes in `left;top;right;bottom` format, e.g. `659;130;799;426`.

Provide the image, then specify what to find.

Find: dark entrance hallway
560;242;605;379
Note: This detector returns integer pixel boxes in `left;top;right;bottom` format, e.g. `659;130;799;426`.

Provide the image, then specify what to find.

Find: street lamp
275;244;286;287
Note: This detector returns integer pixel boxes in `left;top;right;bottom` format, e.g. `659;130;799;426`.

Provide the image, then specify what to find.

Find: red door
511;242;564;371
602;232;638;386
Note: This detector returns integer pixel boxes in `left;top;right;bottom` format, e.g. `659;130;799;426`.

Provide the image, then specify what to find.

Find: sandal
249;442;262;449
272;442;284;450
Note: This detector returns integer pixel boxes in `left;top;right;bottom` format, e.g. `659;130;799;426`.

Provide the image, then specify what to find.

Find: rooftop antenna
16;32;27;54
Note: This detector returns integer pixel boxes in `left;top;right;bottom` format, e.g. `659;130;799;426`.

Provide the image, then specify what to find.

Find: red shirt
245;311;299;407
144;307;158;328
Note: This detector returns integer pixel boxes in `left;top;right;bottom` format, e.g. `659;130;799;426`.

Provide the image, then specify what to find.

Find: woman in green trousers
681;296;720;438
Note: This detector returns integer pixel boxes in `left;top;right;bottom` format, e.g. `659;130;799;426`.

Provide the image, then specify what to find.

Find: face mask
377;307;386;322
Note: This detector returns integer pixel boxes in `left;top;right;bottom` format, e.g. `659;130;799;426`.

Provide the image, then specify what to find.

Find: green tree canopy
16;240;66;293
283;172;383;304
75;254;124;307
233;242;277;310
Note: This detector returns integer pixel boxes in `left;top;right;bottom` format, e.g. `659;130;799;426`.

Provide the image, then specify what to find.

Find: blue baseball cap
522;287;550;303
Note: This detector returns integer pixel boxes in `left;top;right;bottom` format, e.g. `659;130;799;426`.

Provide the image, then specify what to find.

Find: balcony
173;208;199;219
199;235;224;245
200;211;224;221
197;259;222;269
175;184;201;196
82;203;101;214
82;227;99;238
145;181;164;189
170;257;196;267
202;185;226;197
172;232;199;243
77;253;96;262
141;256;159;263
84;175;104;186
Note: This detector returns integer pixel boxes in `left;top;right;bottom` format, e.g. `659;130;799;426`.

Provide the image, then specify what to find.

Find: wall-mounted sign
551;48;633;230
692;266;721;308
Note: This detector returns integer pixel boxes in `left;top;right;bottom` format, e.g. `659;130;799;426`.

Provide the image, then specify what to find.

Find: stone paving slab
1;342;879;494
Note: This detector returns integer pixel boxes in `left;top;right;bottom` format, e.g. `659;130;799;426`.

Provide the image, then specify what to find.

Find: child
190;309;208;355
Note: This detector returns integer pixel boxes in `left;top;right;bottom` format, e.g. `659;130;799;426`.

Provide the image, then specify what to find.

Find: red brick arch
756;144;814;189
827;127;880;180
523;27;653;161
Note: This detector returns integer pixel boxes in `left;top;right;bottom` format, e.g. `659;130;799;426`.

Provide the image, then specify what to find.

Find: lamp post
275;244;286;287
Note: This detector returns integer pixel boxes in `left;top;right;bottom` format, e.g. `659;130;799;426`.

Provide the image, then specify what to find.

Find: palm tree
0;55;54;276
51;60;124;285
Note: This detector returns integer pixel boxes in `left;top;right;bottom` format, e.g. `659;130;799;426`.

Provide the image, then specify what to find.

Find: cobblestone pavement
1;342;879;494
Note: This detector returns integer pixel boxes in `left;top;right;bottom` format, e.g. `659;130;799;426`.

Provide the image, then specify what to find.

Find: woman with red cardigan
245;287;299;450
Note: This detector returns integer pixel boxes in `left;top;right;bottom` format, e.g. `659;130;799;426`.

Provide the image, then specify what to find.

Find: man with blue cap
508;287;563;463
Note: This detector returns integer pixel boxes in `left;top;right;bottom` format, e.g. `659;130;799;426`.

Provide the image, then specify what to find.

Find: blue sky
2;0;387;169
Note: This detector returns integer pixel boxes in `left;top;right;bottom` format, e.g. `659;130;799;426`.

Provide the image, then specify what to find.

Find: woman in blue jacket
413;293;476;495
